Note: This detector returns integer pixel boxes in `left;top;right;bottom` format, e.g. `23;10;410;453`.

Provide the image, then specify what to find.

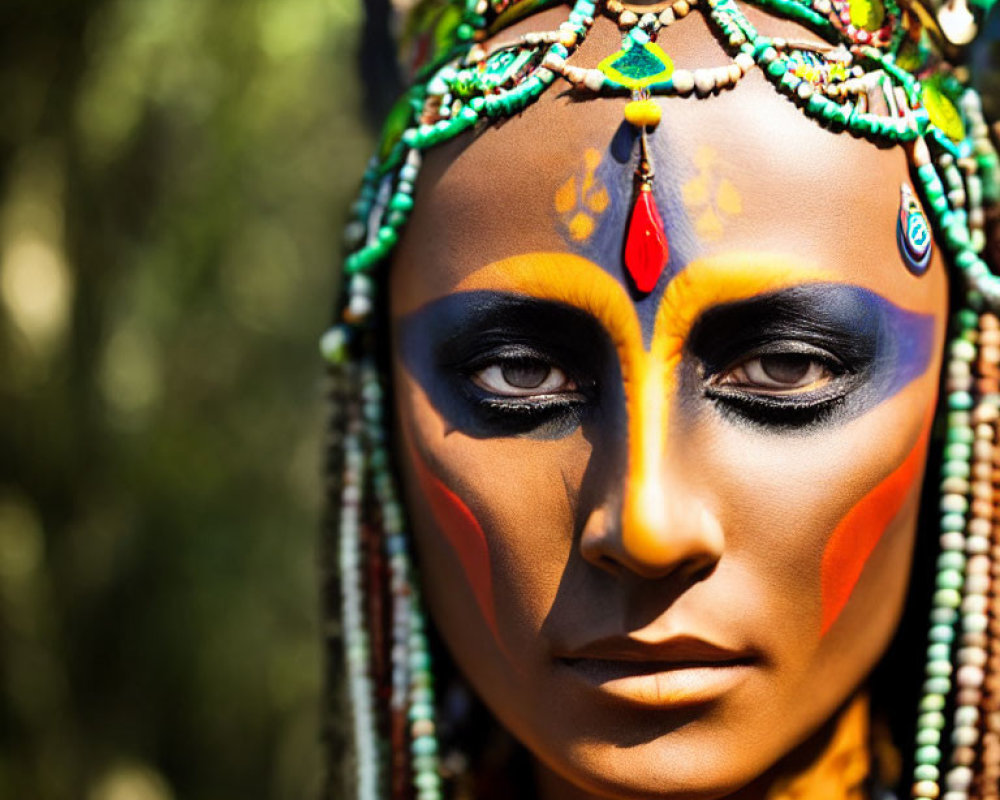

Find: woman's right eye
471;358;578;398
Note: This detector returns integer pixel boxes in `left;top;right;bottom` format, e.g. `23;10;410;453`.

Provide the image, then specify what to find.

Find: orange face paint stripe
819;414;933;636
408;445;504;650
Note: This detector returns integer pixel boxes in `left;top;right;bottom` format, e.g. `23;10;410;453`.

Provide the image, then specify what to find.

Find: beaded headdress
322;0;1000;798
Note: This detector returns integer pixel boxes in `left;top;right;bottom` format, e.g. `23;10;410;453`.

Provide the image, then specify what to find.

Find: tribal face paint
819;414;933;636
552;123;702;343
387;40;949;799
403;432;506;655
397;250;937;638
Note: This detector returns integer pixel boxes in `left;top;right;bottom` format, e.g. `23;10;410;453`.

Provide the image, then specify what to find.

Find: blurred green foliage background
0;0;374;798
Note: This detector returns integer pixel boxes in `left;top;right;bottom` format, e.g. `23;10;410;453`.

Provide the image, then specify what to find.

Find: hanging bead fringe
977;313;1000;799
340;370;383;800
358;360;444;800
912;312;1000;800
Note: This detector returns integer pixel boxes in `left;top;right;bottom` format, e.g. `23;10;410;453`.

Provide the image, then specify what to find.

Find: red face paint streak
409;447;504;652
819;418;933;636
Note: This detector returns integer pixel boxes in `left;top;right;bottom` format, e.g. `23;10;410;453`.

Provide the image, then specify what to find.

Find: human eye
471;356;579;398
449;344;596;437
461;345;592;416
399;292;614;438
709;343;844;396
703;341;858;426
685;287;889;429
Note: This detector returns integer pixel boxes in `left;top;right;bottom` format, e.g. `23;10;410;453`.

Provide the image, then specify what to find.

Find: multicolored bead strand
606;0;698;30
916;315;1000;800
358;361;408;800
407;590;442;800
942;317;992;800
360;356;446;800
976;313;1000;800
913;315;976;800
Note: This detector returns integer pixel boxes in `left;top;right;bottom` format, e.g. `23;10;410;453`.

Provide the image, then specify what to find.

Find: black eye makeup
452;343;592;428
398;284;935;438
717;347;840;394
686;284;935;428
397;292;613;439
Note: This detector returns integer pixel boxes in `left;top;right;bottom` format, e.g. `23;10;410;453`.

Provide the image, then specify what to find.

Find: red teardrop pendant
624;186;669;294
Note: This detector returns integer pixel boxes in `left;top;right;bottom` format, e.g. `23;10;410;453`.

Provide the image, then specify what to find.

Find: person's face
389;10;948;799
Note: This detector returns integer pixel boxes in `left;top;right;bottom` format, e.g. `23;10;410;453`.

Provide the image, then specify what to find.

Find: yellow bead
624;99;662;129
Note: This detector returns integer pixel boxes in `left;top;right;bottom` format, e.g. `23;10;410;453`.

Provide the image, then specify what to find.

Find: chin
542;734;770;800
510;676;850;800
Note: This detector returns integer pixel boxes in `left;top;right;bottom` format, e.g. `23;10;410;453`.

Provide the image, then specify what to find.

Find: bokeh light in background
0;0;372;797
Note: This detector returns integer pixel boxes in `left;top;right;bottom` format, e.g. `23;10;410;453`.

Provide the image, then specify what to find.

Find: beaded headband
322;1;1000;799
330;0;999;335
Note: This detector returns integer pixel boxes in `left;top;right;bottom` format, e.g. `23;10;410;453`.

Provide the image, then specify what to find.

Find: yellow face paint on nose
454;253;835;568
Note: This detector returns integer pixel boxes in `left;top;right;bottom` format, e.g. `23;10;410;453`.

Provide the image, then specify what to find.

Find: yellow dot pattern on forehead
554;148;610;244
682;146;743;242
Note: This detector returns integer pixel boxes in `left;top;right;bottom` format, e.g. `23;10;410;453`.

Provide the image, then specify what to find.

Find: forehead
391;17;947;315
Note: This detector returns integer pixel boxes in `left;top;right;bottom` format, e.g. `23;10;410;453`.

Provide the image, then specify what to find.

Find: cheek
394;369;588;661
695;392;934;649
819;421;931;635
405;442;502;649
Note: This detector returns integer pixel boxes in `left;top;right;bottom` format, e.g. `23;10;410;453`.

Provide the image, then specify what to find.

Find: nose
580;462;725;581
579;349;724;581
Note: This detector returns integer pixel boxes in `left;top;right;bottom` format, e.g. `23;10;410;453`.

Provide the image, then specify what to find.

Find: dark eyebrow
687;284;885;372
397;291;612;370
686;283;936;397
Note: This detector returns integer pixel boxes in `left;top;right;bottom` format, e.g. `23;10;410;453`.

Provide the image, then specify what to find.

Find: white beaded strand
340;380;382;800
360;360;444;800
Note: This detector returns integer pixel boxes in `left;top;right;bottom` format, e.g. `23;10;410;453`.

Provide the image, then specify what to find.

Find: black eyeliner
705;374;863;428
399;291;613;440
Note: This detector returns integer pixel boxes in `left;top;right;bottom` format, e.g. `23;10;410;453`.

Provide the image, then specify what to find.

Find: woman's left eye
712;351;839;394
471;358;578;397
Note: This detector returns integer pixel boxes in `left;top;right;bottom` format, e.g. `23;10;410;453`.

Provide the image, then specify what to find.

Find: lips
556;635;759;708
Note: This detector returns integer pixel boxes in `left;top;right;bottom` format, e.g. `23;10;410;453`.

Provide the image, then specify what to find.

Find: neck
534;693;872;800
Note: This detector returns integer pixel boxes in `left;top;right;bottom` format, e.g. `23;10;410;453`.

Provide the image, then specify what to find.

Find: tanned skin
388;6;948;798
